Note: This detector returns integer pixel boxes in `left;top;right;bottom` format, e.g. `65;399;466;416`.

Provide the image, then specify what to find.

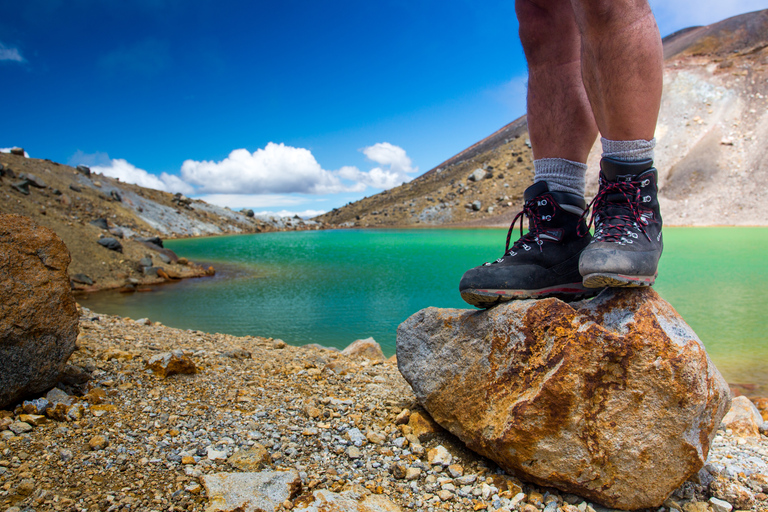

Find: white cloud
91;158;194;195
649;0;766;36
194;193;311;209
0;148;30;157
181;142;364;195
0;43;24;63
338;142;418;190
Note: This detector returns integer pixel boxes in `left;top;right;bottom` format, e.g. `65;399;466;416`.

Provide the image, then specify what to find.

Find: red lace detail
579;177;651;242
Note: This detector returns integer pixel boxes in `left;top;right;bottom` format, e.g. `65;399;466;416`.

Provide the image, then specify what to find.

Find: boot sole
461;284;601;309
582;272;656;288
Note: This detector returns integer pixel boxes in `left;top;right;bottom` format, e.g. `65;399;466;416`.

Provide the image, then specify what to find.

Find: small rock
158;253;172;264
228;444;271;470
391;463;407;479
366;431;386;444
394;408;411;425
89;435;108;450
22;398;49;414
710;478;755;510
71;273;94;285
9;421;33;434
406;467;422;480
341;337;385;361
97;237;123;252
708;497;732;512
16;479;35;496
89;218;109;230
207;446;228;460
682;502;712;512
722;396;763;438
407;411;442;441
139;257;153;267
471;200;482;211
18;414;46;426
69;184;82;192
437;489;453;501
468;169;487;182
346;427;365;446
427;445;452;466
345;446;361;459
76;165;91;176
202;470;302;512
10;147;25;156
146;350;197;378
447;464;464;478
10;180;30;195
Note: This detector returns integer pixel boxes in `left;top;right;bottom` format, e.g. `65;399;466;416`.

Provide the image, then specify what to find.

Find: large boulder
396;288;731;510
0;214;79;408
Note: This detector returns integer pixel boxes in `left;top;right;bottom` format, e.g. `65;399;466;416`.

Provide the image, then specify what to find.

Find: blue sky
1;0;764;217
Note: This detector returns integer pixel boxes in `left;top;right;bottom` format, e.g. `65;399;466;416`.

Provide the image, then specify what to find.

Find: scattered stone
468;169;487;182
406;467;422;480
108;226;124;238
89;218;109;230
341;337;385;362
242;208;255;217
97;237;123;252
136;236;164;248
471;200;482;211
18;413;46;426
76;164;91;176
158;252;172;264
394;408;411;425
229;444;271;471
10;147;25;156
345;446;362;459
22;397;49;414
708;497;732;512
110;190;122;202
71;273;94;285
447;464;464;478
427;445;452;466
21;173;46;188
11;180;30;195
89;435;108;450
407;411;442;441
69;184;82;192
0;214;79;408
9;421;33;434
293;490;402;512
722;396;763;438
202;470;302;512
710;478;755;510
146;350;197;378
396;288;732;510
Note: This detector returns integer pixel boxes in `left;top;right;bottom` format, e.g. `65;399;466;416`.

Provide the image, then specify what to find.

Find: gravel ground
2;308;767;512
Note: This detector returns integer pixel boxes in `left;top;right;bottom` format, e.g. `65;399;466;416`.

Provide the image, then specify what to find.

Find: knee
570;0;652;33
516;0;577;57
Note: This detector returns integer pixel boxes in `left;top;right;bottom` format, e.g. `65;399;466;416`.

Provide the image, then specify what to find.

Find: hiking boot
459;181;600;308
579;157;663;288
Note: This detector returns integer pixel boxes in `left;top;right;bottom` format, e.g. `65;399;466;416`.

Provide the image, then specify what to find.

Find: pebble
88;435;108;450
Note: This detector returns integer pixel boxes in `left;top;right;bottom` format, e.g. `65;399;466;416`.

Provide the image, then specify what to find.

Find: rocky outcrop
396;288;732;510
0;214;79;408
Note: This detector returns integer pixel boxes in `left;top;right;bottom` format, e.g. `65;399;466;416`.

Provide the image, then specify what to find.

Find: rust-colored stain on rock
396;288;732;510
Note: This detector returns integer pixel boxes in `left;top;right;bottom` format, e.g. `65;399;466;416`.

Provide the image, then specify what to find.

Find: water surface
78;228;768;394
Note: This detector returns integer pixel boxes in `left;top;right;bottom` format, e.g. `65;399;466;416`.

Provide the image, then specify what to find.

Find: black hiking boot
579;157;663;288
459;181;601;308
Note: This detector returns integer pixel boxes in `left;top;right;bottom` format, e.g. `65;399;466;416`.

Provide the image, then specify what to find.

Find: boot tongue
524;181;549;201
600;157;654;181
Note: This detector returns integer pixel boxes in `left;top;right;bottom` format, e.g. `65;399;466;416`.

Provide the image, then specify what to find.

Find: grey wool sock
533;158;587;197
601;137;656;162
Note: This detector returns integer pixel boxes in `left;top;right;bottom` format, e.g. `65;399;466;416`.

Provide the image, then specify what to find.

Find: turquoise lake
78;228;768;395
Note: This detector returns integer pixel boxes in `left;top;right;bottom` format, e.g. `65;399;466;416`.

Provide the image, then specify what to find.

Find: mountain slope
0;153;324;290
316;9;768;228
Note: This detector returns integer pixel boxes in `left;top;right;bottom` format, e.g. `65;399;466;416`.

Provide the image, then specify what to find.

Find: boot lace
504;194;554;254
579;177;652;242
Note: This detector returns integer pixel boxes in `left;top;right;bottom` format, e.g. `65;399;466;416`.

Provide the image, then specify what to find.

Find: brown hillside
0;153;323;291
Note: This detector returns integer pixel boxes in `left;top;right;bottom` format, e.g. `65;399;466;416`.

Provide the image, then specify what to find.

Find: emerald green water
78;228;768;394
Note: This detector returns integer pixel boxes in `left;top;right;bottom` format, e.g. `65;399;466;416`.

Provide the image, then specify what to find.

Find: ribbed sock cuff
533;158;587;197
601;137;656;161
